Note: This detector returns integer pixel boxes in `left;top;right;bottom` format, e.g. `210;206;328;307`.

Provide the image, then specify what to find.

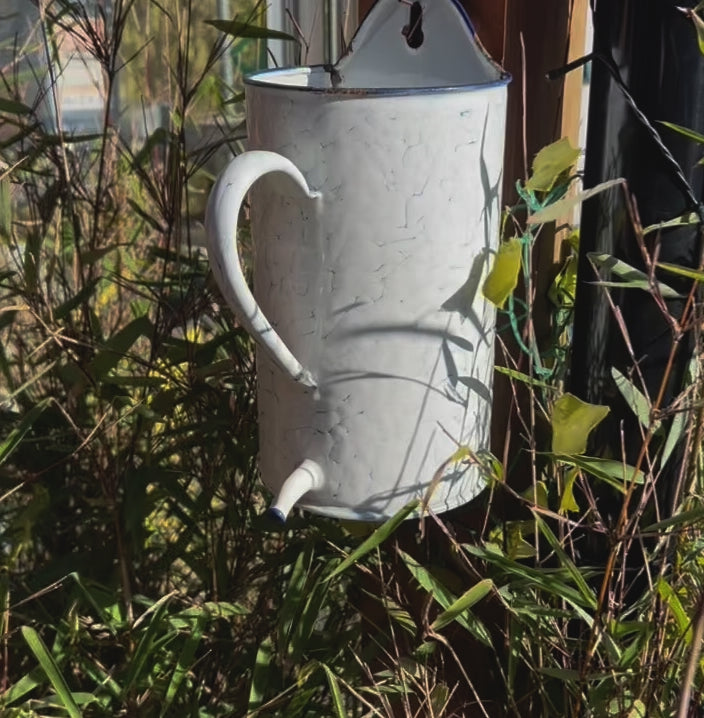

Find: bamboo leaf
0;178;11;240
122;594;174;695
161;613;207;715
656;261;704;283
399;550;493;645
643;506;704;533
644;212;699;235
430;579;493;632
320;663;346;718
278;541;314;654
660;119;704;144
525;137;580;192
21;627;82;718
90;314;152;378
611;367;658;431
528;179;623;224
551;393;609;455
589;252;682;298
535;516;596;609
482;237;522;308
325;499;419;581
559;468;580;514
657;578;692;643
0;398;51;465
676;7;704;54
205;19;298;42
661;409;687;470
248;637;273;712
0;97;32;114
495;366;555;391
553;454;645;491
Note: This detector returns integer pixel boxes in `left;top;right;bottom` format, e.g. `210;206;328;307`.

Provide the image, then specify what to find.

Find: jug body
244;72;504;520
205;0;509;521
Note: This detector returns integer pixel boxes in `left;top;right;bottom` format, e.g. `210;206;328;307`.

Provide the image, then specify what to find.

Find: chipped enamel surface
205;0;509;521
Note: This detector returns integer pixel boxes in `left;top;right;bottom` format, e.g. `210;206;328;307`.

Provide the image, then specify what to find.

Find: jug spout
267;459;325;523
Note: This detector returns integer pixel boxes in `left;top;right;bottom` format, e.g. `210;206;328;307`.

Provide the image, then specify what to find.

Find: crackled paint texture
206;0;509;521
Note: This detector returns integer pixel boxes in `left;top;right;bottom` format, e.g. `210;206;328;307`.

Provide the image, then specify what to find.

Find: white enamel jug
205;0;509;521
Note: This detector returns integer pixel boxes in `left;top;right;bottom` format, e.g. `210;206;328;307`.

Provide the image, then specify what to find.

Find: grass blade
161;612;207;715
326;500;419;581
430;579;493;632
20;626;82;718
248;637;273;713
320;663;346;718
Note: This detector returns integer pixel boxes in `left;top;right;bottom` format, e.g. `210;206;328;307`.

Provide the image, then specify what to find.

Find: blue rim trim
245;65;510;96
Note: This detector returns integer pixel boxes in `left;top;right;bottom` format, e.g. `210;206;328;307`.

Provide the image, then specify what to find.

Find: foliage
0;2;703;717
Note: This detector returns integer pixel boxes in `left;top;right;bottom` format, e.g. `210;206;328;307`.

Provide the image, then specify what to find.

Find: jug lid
332;0;509;91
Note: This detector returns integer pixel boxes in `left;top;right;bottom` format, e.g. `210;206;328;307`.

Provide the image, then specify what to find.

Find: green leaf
54;278;102;320
505;521;536;559
132;127;176;168
643;506;704;533
661;409;687;470
463;543;596;618
643;212;699;236
528;179;624;224
611;367;658;431
525;137;580;192
522;481;549;509
627;700;647;718
676;7;704;54
400;550;493;645
161;612;207;715
0;668;45;707
551;393;609;455
553;455;645;492
0;398;51;465
657;578;692;643
122;594;174;696
548;254;578;308
0;97;32;114
656;261;704;283
535;516;596;608
589;252;681;298
205;19;298;42
559;468;580;514
320;663;346;718
0;178;11;240
482;237;522;308
326;499;419;581
248;637;273;712
430;579;493;631
21;627;82;718
91;314;152;378
660;120;704;144
278;541;314;654
495;366;555;391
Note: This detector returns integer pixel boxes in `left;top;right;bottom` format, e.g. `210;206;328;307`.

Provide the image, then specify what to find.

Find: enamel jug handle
205;150;319;388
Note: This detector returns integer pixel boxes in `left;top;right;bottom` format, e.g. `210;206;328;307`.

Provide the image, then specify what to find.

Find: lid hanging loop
401;1;424;49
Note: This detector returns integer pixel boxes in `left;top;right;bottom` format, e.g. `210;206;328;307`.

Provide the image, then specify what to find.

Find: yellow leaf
449;446;471;463
525;137;580;192
559;468;580;514
506;522;536;559
482;237;522;308
522;481;548;509
551;393;610;455
548;254;578;309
